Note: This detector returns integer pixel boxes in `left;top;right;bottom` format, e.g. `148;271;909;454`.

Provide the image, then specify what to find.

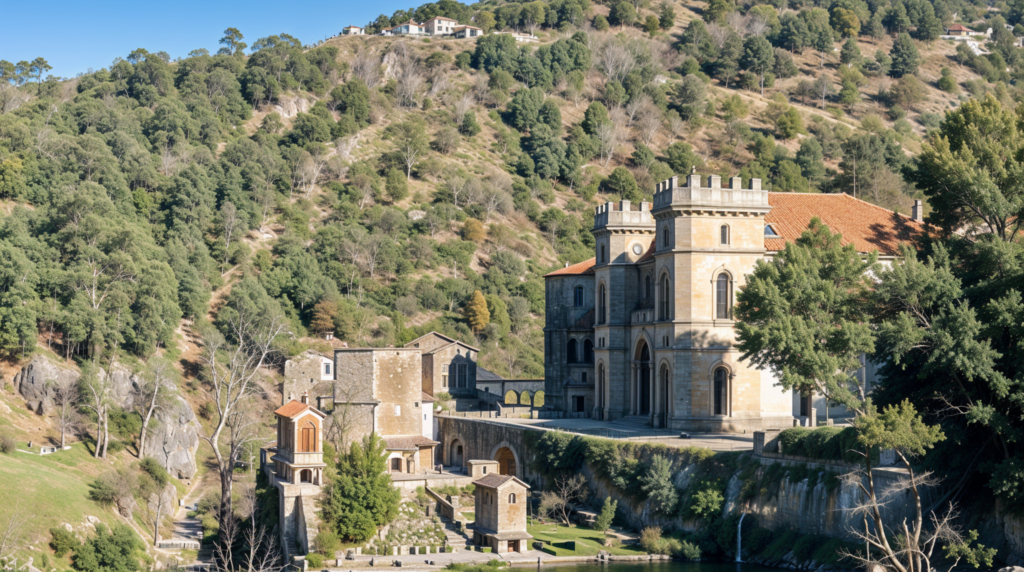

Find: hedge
777;427;864;464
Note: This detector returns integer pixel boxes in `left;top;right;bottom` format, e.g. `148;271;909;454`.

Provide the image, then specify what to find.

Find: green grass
0;443;121;555
526;523;645;557
461;511;475;521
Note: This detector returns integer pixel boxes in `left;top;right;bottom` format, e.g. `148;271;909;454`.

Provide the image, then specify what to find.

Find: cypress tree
465;290;491;333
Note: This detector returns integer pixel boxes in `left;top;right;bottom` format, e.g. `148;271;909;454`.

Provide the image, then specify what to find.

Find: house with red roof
543;172;925;432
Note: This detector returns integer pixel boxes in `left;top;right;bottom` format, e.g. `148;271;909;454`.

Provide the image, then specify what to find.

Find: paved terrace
474;416;758;452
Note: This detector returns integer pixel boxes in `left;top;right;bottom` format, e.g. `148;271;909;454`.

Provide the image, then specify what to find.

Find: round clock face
632;243;644;255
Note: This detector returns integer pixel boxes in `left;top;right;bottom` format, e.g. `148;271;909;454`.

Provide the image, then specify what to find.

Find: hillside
0;0;1016;561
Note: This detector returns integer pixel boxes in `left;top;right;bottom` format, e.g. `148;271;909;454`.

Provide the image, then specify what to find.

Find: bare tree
200;310;288;538
595;122;621;167
667;114;686;140
351;50;382;88
540;474;590;524
51;376;80;449
625;95;650;127
637;103;662;146
136;358;176;458
443;168;470;208
80;368;112;458
147;484;175;544
452;94;473;126
0;504;30;562
597;41;638;83
396;66;425;108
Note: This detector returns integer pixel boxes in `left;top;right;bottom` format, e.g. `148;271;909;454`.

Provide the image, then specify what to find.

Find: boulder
142;396;200;479
14;355;79;415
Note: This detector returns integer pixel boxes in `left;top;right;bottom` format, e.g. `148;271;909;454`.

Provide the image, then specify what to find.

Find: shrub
0;433;15;454
50;527;80;557
639;526;664;553
306;553;325;570
593;497;617;531
315;529;340;556
792;534;822;562
677;539;702;560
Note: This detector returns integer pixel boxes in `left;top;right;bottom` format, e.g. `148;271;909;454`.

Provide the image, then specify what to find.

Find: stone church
544;171;922;432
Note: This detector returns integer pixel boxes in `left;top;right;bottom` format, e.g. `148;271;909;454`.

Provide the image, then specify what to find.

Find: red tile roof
947;24;969;31
274;400;325;419
637;240;656;263
765;193;923;256
545;258;597;276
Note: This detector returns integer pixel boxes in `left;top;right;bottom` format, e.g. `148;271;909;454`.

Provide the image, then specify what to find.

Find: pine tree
889;32;920;77
464;290;490;333
593;497;618;532
321;434;401;542
840;38;861;67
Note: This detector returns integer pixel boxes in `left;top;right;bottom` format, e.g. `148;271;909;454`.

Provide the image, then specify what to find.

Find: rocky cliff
13;354;200;479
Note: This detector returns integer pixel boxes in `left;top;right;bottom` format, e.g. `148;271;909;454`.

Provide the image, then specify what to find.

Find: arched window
662;225;670;247
598;284;607;324
574;285;584;307
716;273;731;319
567;339;578;363
509;493;517;504
659;274;671;321
720;224;730;245
600;244;606;263
583;339;594;363
597;362;605;408
300;469;312;483
713;367;728;415
644;274;652;301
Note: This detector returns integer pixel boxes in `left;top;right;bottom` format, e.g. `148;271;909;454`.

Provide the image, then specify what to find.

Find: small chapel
260;392;326;558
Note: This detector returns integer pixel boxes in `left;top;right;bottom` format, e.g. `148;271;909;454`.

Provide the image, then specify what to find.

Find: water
536;562;777;572
736;513;745;563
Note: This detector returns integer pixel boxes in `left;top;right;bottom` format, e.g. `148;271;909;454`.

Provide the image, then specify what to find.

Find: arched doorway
495;447;516;476
635;341;651;415
519;391;531;406
450;439;464;467
504;390;518;404
713;367;729;416
300;469;312;483
533;390;545;408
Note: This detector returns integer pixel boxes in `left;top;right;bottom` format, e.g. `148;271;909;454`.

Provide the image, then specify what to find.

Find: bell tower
267;392;326;559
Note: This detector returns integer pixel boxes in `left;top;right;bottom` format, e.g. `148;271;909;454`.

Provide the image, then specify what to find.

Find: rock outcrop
142;396;200;479
13;355;79;415
13;354;200;479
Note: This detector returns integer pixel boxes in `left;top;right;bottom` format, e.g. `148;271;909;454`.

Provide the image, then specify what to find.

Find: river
538;562;779;572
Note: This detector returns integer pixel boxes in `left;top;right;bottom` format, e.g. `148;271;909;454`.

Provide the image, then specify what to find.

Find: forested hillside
3;0;1024;562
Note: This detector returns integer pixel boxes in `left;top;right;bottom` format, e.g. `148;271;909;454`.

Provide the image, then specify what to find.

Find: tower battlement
593;199;655;231
652;171;769;213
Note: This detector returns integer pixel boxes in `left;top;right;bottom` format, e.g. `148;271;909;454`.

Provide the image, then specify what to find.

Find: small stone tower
266;392;326;559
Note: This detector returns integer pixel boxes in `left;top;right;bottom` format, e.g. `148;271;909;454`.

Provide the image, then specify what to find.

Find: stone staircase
442;520;474;550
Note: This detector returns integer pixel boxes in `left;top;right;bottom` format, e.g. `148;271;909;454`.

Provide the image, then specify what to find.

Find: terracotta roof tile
545;258;596;277
274;400;325;419
765;193;923;256
421;392;436;402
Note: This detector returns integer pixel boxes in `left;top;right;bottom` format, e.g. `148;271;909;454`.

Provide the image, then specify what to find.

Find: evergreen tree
741;35;775;95
320;434;401;542
658;1;676;29
703;0;733;24
889;32;920;77
593;497;617;532
840;38;861;67
915;2;942;41
464;290;491;333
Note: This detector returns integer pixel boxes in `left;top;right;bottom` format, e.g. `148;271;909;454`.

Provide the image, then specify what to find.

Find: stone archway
489;440;521;478
495;447;516;476
449;439;464;467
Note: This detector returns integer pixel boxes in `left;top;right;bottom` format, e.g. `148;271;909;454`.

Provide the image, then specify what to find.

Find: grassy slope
528;522;646;556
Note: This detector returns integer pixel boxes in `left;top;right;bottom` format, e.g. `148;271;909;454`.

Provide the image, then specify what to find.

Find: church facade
544;172;922;432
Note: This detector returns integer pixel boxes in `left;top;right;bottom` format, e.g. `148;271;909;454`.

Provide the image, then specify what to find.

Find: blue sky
0;0;425;78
